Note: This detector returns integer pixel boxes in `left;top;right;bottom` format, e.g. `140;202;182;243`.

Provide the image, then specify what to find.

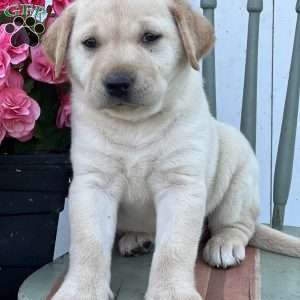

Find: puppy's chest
122;160;153;204
117;159;156;233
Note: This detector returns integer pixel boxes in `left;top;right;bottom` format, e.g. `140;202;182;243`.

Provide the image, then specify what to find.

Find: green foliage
0;12;9;24
31;82;71;153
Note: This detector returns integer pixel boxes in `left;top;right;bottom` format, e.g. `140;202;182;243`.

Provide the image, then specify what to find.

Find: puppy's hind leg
203;163;260;269
118;232;154;256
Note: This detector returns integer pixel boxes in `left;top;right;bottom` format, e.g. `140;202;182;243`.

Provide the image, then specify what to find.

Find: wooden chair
18;0;300;299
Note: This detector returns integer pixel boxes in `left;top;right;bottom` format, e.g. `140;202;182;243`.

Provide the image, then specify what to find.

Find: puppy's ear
170;0;215;70
42;4;76;77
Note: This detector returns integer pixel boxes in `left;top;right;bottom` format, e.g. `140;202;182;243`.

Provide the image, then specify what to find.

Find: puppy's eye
82;37;98;49
142;32;162;44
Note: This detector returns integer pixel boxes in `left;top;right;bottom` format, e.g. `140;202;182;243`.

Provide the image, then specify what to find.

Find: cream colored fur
42;0;300;299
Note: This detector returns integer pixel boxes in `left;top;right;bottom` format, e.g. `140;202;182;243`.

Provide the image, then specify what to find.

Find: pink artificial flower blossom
7;43;29;65
0;24;29;65
0;1;9;11
52;0;73;15
1;1;45;13
0;47;24;90
0;49;11;87
2;69;24;90
19;0;45;5
27;46;68;84
0;25;11;49
0;87;40;142
56;93;71;128
0;1;18;11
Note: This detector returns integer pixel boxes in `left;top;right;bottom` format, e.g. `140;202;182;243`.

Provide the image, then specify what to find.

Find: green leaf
0;12;9;25
29;82;71;153
24;79;35;94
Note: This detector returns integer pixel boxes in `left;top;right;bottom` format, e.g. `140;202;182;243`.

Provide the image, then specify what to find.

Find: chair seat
18;226;300;300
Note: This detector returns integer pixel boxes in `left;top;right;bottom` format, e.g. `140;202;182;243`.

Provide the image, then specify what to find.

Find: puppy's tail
249;224;300;258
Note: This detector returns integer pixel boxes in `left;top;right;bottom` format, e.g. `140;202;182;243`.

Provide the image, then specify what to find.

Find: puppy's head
43;0;214;120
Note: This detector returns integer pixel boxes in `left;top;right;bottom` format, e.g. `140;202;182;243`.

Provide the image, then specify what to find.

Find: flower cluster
0;0;73;147
0;1;46;13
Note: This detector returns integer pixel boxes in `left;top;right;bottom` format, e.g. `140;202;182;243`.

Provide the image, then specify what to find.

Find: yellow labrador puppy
43;0;300;299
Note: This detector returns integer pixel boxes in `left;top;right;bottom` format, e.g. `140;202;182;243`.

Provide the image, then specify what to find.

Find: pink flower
52;0;73;15
1;1;45;12
0;47;24;90
0;24;29;65
56;93;71;128
19;0;45;5
0;1;10;11
0;87;40;142
0;25;11;48
0;49;11;87
0;1;18;11
1;69;24;90
27;46;68;84
7;43;29;65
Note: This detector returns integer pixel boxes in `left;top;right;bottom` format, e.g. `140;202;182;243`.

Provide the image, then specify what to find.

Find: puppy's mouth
108;98;143;109
115;102;138;107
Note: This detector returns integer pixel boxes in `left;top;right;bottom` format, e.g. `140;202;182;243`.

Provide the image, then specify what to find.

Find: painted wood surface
19;227;300;300
272;0;300;229
19;250;259;300
240;0;263;151
261;227;300;300
200;0;217;117
272;1;300;228
200;0;273;225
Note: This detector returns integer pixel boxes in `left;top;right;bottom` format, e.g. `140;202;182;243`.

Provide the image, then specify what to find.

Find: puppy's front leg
146;182;206;300
52;175;120;300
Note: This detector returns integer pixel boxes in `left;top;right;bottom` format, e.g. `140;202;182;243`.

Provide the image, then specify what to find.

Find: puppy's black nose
104;73;135;98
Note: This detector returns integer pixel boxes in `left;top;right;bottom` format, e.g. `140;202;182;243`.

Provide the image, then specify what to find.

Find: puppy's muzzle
104;72;135;100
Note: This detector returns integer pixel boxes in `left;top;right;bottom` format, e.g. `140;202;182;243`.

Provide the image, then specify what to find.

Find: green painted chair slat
201;0;217;117
240;0;263;151
272;1;300;229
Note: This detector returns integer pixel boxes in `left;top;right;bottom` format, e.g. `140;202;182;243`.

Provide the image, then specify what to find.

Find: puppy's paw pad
203;237;246;268
118;232;154;256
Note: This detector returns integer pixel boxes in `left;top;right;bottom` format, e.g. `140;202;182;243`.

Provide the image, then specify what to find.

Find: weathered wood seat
18;227;300;300
18;0;300;299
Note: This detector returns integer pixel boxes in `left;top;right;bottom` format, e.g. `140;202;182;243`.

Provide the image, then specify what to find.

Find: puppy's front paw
118;232;154;256
146;287;202;300
203;236;246;268
51;281;113;300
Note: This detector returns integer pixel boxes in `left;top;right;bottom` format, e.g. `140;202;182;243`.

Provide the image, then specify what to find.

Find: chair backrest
200;0;300;229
